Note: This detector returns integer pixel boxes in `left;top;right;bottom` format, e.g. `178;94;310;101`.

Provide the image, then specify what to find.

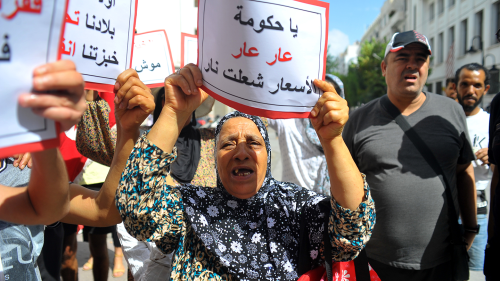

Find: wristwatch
464;225;481;234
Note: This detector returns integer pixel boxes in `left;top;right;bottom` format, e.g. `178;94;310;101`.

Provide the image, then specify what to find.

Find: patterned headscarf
214;111;272;190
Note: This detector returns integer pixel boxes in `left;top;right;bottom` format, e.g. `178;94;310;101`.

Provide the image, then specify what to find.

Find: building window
474;11;483;50
449;26;455;47
448;26;455;59
429;37;435;66
404;0;407;12
438;0;444;15
449;0;455;7
430;3;435;21
460;19;468;55
493;3;500;45
438;32;444;64
194;0;198;7
427;83;433;93
414;6;417;30
436;81;443;95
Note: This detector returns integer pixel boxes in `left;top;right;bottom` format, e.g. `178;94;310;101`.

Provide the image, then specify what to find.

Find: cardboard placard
198;0;329;118
60;0;138;92
132;30;175;88
0;0;68;158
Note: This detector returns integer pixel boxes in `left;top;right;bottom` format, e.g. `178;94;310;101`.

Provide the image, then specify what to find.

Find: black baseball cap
384;30;432;58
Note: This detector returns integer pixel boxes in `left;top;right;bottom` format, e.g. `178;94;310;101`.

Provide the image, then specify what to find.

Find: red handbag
297;260;381;281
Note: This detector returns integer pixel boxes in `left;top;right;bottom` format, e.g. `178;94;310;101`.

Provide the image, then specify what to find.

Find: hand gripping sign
198;0;329;118
0;0;67;158
132;30;175;88
181;32;198;68
60;0;137;92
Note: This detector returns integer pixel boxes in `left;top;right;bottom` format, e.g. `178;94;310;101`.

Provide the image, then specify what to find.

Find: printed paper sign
198;0;329;118
132;30;175;88
60;0;137;92
0;0;67;158
181;33;198;68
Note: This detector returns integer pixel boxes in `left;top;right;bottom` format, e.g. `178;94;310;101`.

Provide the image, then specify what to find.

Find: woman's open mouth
232;167;254;178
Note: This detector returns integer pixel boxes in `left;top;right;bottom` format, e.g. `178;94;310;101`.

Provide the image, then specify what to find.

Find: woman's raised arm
61;69;155;226
310;80;365;210
144;64;209;153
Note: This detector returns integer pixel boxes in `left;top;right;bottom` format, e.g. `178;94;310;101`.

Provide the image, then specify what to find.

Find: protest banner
132;30;175;88
0;0;67;158
181;32;198;68
60;0;137;92
198;0;329;118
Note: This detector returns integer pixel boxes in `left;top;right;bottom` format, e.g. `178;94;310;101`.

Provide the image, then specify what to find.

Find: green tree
337;38;388;107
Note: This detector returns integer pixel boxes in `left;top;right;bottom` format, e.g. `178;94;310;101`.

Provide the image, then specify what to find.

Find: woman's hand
18;60;87;131
162;63;209;126
309;80;349;142
113;69;155;131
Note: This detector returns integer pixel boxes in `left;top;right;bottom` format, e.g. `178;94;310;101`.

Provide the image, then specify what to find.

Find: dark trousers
38;223;64;281
368;258;453;281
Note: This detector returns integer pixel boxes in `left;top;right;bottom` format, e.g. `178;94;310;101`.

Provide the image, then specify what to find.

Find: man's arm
456;162;477;250
61;70;155;227
62;129;139;226
0;149;69;225
0;60;86;225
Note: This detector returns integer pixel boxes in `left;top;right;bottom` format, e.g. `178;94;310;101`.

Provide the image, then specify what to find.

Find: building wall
361;0;500;104
338;43;360;75
361;0;406;43
407;0;500;103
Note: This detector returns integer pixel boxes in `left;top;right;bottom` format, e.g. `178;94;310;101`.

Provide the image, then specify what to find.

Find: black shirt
488;93;500;241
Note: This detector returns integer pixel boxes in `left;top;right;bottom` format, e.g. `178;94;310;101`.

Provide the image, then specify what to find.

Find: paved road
76;233;127;281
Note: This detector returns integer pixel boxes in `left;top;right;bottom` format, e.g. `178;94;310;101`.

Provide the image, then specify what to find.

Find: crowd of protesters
1;27;500;281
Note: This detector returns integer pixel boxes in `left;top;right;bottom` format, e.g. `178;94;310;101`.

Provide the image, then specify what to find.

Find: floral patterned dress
116;111;375;280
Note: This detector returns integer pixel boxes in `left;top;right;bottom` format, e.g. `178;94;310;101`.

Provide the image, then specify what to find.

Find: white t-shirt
268;119;323;190
466;108;491;192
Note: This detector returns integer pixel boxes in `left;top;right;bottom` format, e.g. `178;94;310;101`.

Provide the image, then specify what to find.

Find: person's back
268;74;344;194
268;118;324;189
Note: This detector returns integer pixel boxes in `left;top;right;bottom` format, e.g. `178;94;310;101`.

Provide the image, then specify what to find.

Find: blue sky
324;0;386;56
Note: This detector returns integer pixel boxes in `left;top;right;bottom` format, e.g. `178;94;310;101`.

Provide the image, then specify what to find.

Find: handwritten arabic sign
0;0;67;158
181;33;197;68
198;0;329;118
132;30;175;88
60;0;137;92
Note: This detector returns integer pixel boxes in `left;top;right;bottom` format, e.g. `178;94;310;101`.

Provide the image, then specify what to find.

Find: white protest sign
198;0;328;118
0;0;67;158
132;30;175;88
181;33;198;68
60;0;137;92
